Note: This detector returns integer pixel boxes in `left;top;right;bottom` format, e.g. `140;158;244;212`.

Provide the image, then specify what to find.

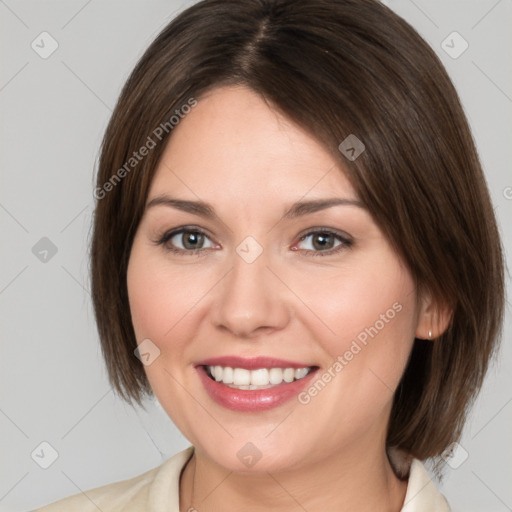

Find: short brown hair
91;0;504;461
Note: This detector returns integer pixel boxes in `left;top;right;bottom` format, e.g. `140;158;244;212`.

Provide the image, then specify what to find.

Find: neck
179;440;407;512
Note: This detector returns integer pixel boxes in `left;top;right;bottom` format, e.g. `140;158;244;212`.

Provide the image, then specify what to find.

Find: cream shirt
32;446;450;511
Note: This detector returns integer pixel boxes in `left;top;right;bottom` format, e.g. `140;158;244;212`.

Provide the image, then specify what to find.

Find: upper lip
195;356;315;370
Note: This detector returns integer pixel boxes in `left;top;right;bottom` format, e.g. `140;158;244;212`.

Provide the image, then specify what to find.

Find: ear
415;292;453;340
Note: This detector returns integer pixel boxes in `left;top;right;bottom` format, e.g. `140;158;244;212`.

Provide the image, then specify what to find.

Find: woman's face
127;85;422;472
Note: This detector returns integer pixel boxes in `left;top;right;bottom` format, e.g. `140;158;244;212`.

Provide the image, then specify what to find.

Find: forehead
148;85;358;203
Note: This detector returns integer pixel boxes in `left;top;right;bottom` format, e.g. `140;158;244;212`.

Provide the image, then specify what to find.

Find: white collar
149;446;450;511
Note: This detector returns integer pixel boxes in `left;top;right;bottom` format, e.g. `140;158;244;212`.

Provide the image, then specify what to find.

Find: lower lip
197;366;317;412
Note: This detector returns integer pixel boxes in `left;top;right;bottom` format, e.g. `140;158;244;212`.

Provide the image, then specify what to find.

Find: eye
293;229;352;256
157;227;217;254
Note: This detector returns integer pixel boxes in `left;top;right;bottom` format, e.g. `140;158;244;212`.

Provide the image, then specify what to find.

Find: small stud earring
428;329;432;340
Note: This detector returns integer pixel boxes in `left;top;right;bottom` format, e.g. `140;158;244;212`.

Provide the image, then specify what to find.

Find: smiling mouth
204;365;316;390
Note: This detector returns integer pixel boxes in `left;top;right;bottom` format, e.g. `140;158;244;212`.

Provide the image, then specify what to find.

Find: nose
211;248;291;339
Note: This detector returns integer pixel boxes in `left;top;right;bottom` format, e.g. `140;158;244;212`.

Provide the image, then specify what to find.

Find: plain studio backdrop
0;1;511;511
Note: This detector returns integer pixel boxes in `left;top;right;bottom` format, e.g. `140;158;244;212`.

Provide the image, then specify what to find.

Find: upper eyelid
158;226;352;251
159;225;350;238
159;226;213;243
298;226;352;238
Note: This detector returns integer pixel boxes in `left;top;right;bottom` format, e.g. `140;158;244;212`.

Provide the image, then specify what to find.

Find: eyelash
155;226;213;257
295;227;353;257
155;226;353;257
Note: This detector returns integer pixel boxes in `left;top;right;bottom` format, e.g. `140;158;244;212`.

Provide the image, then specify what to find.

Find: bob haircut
91;0;504;462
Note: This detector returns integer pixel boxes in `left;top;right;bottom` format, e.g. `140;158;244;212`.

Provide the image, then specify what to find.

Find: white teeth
269;368;283;385
251;368;269;386
207;365;312;388
295;368;309;379
233;368;251;386
283;368;295;383
222;366;234;384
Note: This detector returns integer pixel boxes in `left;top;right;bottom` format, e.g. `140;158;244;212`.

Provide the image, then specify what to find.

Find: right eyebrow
145;196;216;219
145;195;366;220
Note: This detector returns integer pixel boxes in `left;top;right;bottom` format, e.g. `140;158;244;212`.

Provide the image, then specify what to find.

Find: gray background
0;1;511;510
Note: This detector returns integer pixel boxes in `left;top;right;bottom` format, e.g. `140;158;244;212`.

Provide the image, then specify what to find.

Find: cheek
126;243;204;429
292;253;415;344
127;263;170;343
127;244;205;342
293;252;417;405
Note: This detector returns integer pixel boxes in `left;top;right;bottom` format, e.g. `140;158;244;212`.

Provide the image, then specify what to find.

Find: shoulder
30;446;194;512
401;459;450;512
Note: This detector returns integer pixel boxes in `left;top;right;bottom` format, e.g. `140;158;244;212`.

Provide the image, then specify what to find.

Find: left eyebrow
281;198;366;219
145;195;365;220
